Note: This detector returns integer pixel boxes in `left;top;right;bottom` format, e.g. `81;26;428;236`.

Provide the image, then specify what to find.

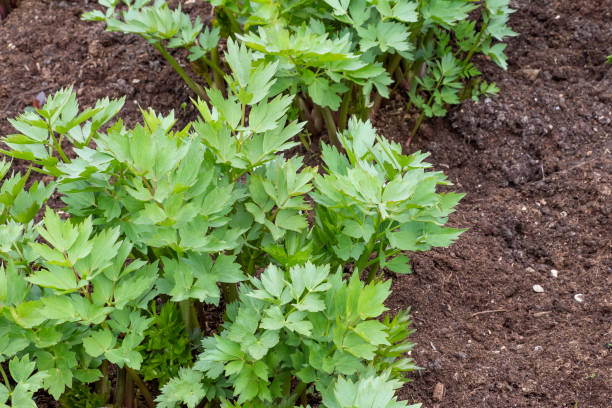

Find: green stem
366;240;386;283
210;46;226;94
392;65;406;92
96;360;109;403
114;367;126;408
462;20;488;68
219;7;242;35
221;282;238;304
48;123;70;163
354;233;379;279
124;367;134;408
198;54;227;84
285;381;308;407
179;300;194;336
27;165;50;176
410;110;426;141
338;88;352;132
126;367;155;408
246;250;256;276
192;59;214;88
0;364;11;393
410;76;443;140
298;132;311;151
320;106;340;148
387;53;403;78
296;96;316;138
153;42;206;99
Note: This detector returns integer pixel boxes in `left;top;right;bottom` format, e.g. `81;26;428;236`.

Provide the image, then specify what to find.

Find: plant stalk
320;106;340;148
127;367;156;408
221;282;238;304
198;54;227;85
210;46;226;95
96;360;110;403
338;87;352;132
462;20;488;68
179;300;195;336
0;364;11;393
114;367;126;408
124;367;134;408
153;42;206;99
355;235;379;282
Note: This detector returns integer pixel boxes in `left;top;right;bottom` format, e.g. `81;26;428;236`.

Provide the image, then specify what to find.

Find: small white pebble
534;346;543;352
533;284;544;293
550;269;558;278
574;294;584;303
526;266;536;273
132;79;141;84
560;211;568;217
521;206;527;211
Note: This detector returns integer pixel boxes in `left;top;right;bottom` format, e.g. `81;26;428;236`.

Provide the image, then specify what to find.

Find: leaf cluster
156;263;420;408
84;0;517;141
0;43;462;406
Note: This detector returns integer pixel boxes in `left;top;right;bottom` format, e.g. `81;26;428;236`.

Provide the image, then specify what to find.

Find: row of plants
0;0;516;406
84;0;516;145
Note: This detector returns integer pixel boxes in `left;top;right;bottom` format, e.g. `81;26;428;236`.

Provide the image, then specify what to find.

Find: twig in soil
533;311;552;317
470;309;507;318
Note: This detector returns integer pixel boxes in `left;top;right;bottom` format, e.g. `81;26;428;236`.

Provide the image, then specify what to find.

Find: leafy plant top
0;39;462;406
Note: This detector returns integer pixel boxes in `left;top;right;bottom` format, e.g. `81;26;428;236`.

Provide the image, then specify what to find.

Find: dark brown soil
1;1;610;407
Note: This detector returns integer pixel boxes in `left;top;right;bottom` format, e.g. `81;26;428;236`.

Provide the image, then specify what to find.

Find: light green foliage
312;118;465;278
0;207;157;399
321;370;421;408
0;355;48;408
1;86;124;173
156;263;419;407
84;0;516;139
1;39;462;403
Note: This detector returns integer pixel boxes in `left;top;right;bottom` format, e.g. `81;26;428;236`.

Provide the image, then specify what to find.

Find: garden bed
0;0;610;407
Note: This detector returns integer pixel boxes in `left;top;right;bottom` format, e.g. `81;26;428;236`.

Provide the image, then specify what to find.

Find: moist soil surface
1;1;611;407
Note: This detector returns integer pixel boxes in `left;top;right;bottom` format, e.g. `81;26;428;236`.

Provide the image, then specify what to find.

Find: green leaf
385;255;412;274
9;355;36;383
156;368;206;408
259;264;285;298
275;209;308;232
307;77;347;111
248;94;293;133
358;280;390;319
83;329;115;358
353;320;390;345
40;296;78;322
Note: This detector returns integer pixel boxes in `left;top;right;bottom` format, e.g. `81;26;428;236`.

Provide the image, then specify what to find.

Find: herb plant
84;0;516;143
156;263;420;408
0;40;463;406
137;302;193;385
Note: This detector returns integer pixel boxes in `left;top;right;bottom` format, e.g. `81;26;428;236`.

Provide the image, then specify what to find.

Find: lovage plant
84;0;516;143
0;42;462;406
